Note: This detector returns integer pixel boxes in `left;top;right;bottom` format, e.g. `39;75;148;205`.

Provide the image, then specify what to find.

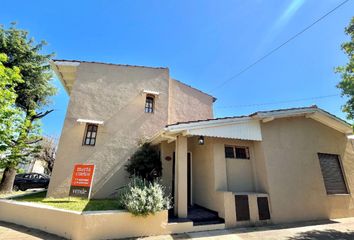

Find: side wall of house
168;79;214;124
261;117;354;223
47;63;170;198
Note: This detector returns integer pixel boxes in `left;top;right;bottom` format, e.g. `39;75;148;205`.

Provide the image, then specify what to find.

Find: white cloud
255;0;306;55
274;0;306;30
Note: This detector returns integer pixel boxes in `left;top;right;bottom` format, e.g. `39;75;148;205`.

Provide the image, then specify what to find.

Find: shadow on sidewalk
288;229;354;240
0;221;65;240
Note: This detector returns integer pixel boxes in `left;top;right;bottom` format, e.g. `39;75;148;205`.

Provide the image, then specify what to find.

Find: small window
236;147;250;159
83;124;98;146
225;146;250;159
225;146;235;158
145;96;154;113
318;153;348;194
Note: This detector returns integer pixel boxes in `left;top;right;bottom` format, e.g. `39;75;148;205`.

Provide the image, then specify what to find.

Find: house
48;59;354;228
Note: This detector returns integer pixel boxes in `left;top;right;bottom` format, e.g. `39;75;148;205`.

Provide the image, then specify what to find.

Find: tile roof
166;105;350;127
52;59;168;70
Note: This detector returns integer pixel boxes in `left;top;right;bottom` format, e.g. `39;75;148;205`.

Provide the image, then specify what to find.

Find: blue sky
1;0;353;137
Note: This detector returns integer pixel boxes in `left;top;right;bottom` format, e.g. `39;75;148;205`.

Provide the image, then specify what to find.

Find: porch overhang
252;107;352;135
151;117;263;144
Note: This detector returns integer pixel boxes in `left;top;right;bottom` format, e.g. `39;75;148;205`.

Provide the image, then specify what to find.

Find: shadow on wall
288;230;354;240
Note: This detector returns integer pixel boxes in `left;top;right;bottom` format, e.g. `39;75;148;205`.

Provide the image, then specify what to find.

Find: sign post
69;164;95;199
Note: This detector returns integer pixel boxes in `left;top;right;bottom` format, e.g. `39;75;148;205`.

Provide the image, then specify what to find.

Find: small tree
33;136;57;174
125;143;162;181
336;17;354;122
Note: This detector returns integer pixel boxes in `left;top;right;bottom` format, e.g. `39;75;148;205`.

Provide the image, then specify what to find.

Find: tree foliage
0;53;23;156
125;143;162;181
0;23;56;191
336;17;354;121
0;23;56;112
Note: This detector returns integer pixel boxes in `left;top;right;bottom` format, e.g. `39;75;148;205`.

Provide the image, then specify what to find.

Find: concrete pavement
0;221;64;240
135;218;354;240
1;218;354;239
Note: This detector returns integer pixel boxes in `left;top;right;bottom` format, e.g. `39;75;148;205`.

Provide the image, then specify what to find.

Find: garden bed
0;198;169;240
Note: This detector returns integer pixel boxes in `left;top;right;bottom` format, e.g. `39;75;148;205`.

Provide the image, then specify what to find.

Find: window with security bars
318;153;348;194
145;96;154;113
83;124;98;146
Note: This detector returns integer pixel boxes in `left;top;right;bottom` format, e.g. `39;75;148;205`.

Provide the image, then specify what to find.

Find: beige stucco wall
260;117;354;223
160;141;175;197
48;63;170;198
168;79;214;124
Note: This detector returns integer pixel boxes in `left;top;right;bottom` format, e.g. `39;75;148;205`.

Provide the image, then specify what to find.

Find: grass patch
0;190;31;199
11;191;121;212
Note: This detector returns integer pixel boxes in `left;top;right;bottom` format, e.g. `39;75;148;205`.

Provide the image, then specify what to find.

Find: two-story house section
47;60;215;198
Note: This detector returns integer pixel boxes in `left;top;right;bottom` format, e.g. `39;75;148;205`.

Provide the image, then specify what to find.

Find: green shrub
125;143;162;181
119;177;171;216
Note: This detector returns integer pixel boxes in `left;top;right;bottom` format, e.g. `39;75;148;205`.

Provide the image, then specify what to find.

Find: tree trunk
0;167;17;192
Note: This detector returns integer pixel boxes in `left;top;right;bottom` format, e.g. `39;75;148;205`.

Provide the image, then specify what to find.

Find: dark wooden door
172;152;192;208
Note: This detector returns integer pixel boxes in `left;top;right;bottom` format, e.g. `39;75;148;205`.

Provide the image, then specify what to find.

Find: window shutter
318;153;348;194
235;195;250;221
257;197;271;220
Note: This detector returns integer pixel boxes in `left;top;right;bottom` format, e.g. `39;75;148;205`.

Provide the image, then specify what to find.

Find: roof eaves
172;79;217;102
251;105;351;127
52;59;168;70
166;115;249;127
49;60;70;94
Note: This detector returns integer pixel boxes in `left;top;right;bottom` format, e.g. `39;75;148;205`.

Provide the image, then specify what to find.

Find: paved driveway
1;218;354;240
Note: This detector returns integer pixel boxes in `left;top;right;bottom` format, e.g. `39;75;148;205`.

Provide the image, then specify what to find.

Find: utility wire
216;94;340;109
210;0;350;93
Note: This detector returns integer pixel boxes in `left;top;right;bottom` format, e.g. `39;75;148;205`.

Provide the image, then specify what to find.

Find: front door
172;152;192;209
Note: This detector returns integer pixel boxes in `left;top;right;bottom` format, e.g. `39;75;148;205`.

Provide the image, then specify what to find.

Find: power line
210;0;350;93
216;94;340;109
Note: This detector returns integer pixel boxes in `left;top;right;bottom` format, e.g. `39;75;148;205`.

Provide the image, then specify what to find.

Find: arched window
145;96;154;113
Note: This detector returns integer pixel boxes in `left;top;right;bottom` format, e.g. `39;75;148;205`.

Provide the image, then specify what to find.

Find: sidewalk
0;221;64;240
136;217;354;240
1;218;354;240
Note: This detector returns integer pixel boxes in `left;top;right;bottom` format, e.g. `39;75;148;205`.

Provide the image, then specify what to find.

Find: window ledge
225;157;250;160
327;194;351;197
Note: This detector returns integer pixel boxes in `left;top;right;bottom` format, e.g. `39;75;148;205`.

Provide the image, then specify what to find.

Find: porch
151;116;271;227
168;205;225;226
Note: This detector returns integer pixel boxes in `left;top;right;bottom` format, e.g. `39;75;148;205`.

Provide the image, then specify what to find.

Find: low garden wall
0;199;170;239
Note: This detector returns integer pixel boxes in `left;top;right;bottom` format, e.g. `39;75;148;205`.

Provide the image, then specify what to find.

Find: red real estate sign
69;164;95;199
